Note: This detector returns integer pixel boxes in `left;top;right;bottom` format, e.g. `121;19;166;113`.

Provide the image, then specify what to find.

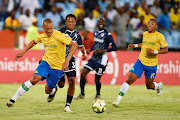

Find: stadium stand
0;0;180;50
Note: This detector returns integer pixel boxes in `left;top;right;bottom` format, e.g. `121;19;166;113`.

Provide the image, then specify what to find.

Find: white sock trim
50;88;56;95
11;80;33;101
120;82;130;94
153;82;158;90
25;80;33;89
116;82;130;102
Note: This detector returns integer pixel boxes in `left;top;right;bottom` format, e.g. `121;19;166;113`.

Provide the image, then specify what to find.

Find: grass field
0;84;180;120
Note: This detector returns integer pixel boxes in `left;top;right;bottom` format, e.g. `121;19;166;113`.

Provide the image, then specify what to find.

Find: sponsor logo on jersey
94;38;104;43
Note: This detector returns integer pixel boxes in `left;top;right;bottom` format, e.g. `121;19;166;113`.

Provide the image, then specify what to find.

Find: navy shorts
34;60;63;89
64;57;76;77
84;58;107;76
129;59;157;79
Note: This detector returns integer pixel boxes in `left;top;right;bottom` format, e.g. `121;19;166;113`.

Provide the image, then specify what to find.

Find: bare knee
126;75;137;85
58;81;65;88
45;85;52;94
81;68;89;79
81;72;86;79
68;77;75;86
30;75;42;85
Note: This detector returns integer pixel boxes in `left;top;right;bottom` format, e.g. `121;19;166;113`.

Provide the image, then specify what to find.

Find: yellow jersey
138;31;168;66
35;30;72;70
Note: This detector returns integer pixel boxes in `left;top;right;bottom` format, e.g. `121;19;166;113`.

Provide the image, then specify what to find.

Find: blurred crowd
0;0;180;50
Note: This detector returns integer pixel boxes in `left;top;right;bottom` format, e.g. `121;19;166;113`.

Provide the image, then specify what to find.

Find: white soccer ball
92;99;106;113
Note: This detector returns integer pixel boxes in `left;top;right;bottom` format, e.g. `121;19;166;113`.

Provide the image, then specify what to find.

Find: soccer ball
92;99;106;113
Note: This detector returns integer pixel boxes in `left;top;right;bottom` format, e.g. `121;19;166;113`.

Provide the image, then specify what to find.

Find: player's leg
57;74;65;88
46;69;63;102
94;63;107;99
94;74;102;99
112;59;144;107
145;77;155;89
64;76;75;112
112;72;138;107
46;83;58;102
7;74;42;107
74;67;90;100
74;58;95;100
144;65;163;96
63;57;76;112
6;60;49;107
145;77;163;96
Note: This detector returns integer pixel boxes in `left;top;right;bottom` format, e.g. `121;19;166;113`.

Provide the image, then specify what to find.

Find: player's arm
95;33;117;54
15;40;37;60
79;46;87;60
127;43;142;50
77;34;87;60
147;46;168;54
62;41;78;71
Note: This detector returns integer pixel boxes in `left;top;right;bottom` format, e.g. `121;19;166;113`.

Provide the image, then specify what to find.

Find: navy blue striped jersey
59;26;83;57
90;29;116;65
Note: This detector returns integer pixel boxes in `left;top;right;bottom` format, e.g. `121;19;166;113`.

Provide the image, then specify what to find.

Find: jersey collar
98;29;104;33
66;29;75;33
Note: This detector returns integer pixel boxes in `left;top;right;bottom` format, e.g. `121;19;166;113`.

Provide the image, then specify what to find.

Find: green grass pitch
0;84;180;120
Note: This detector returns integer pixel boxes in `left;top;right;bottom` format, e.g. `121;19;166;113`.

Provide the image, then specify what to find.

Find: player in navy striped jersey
74;18;117;100
47;14;87;112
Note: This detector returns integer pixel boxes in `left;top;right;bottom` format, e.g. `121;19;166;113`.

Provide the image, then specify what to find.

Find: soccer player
6;19;77;108
74;17;117;100
47;14;87;112
112;19;168;107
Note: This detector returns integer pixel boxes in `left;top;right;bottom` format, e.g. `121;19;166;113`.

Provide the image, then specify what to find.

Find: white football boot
112;100;120;107
6;99;15;107
47;88;57;102
157;82;163;96
64;106;73;112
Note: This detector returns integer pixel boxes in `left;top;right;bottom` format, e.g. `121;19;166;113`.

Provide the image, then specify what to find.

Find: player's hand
86;49;91;54
82;54;87;60
146;48;154;54
95;49;106;54
15;52;25;60
62;60;69;71
127;44;135;50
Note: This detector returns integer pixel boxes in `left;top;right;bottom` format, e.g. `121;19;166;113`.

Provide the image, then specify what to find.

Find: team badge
101;33;104;37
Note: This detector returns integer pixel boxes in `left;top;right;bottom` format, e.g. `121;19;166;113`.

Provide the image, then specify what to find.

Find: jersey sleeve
107;32;114;44
57;32;72;45
159;34;168;48
77;34;83;47
34;34;43;43
106;32;117;52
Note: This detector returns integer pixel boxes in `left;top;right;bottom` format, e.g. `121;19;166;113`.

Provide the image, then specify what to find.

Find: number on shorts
98;68;102;74
72;62;75;68
150;73;155;79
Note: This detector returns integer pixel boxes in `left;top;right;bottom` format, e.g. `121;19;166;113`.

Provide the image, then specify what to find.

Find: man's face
43;22;54;37
25;10;30;16
147;20;157;32
98;18;105;30
66;17;76;31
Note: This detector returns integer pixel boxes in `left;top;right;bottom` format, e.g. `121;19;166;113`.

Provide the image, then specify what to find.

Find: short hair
43;19;52;25
66;14;76;20
149;19;157;25
99;17;105;21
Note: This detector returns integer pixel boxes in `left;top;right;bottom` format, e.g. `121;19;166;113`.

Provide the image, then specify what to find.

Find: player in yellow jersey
112;19;168;107
6;19;77;107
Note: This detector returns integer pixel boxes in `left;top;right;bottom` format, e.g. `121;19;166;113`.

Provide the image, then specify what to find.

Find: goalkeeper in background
113;19;168;107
